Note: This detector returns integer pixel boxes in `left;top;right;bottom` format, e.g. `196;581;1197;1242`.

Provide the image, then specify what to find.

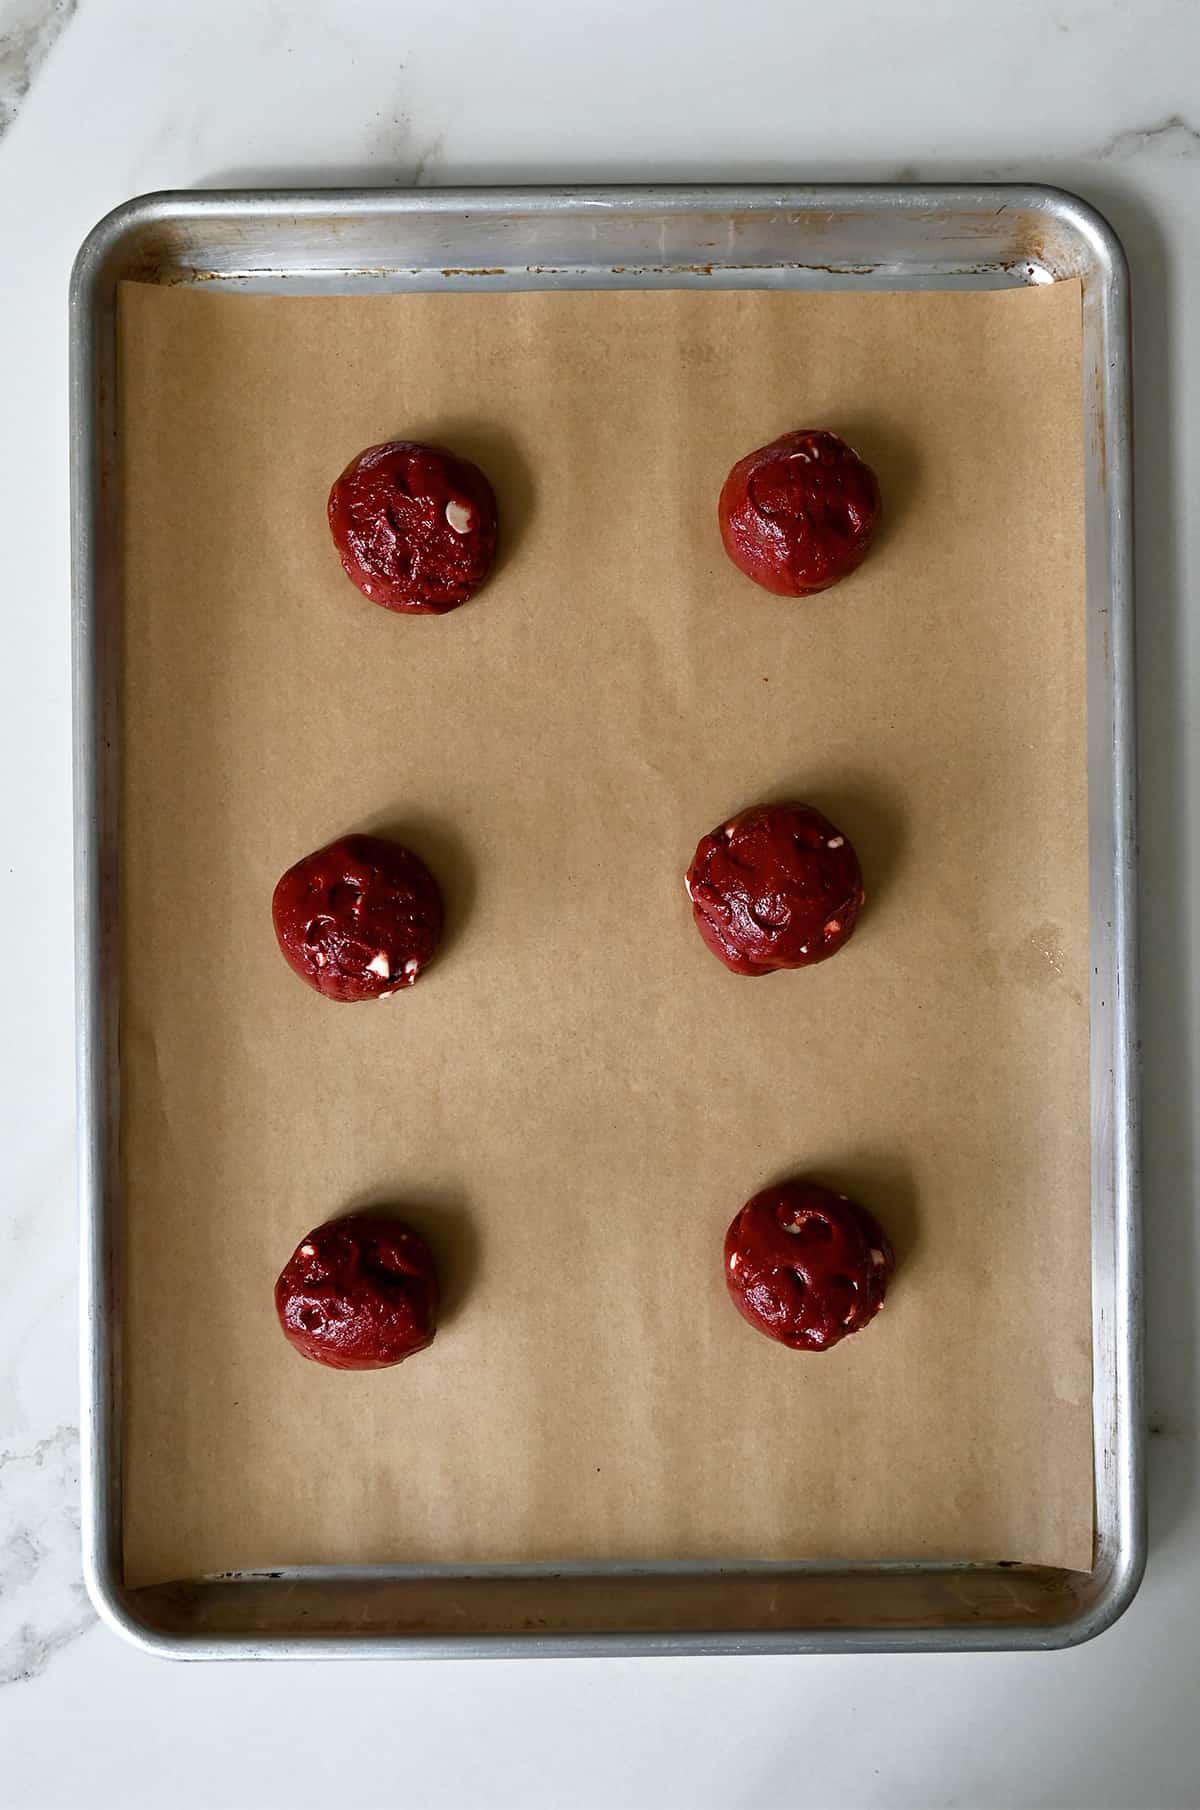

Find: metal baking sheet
70;184;1141;1657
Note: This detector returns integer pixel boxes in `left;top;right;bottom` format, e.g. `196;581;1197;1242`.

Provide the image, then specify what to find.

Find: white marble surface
1;0;1198;1804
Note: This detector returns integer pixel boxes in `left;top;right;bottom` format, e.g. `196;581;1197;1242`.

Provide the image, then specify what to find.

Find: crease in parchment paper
116;280;1092;1588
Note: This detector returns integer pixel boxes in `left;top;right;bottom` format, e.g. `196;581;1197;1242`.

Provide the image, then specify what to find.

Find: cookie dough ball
328;440;498;614
725;1181;894;1352
272;833;443;1002
719;430;880;596
275;1214;438;1369
685;802;863;976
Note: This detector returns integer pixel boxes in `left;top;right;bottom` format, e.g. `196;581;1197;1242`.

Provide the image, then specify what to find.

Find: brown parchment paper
117;279;1092;1588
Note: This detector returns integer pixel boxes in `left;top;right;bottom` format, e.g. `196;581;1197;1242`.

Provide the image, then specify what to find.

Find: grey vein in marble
411;133;446;186
1096;112;1200;160
0;1424;96;1684
0;0;77;136
883;110;1200;188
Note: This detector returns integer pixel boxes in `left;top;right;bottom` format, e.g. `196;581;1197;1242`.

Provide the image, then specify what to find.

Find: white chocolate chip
404;958;420;976
313;951;326;967
299;1244;316;1257
363;583;373;596
824;918;842;937
445;500;473;535
782;1220;803;1235
799;944;809;955
724;824;736;838
367;952;391;979
827;836;844;849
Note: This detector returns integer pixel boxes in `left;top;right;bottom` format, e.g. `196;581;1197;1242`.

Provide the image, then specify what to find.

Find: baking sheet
116;279;1091;1588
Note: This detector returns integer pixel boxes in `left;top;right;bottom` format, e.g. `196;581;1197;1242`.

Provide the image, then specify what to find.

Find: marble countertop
2;1;1197;1804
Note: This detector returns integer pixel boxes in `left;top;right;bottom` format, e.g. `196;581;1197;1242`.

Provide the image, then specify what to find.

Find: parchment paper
117;279;1092;1587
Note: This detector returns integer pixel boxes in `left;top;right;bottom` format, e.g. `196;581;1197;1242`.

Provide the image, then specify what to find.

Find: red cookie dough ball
272;833;443;1002
275;1214;438;1369
725;1181;894;1352
685;802;863;976
328;440;498;614
719;430;881;597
